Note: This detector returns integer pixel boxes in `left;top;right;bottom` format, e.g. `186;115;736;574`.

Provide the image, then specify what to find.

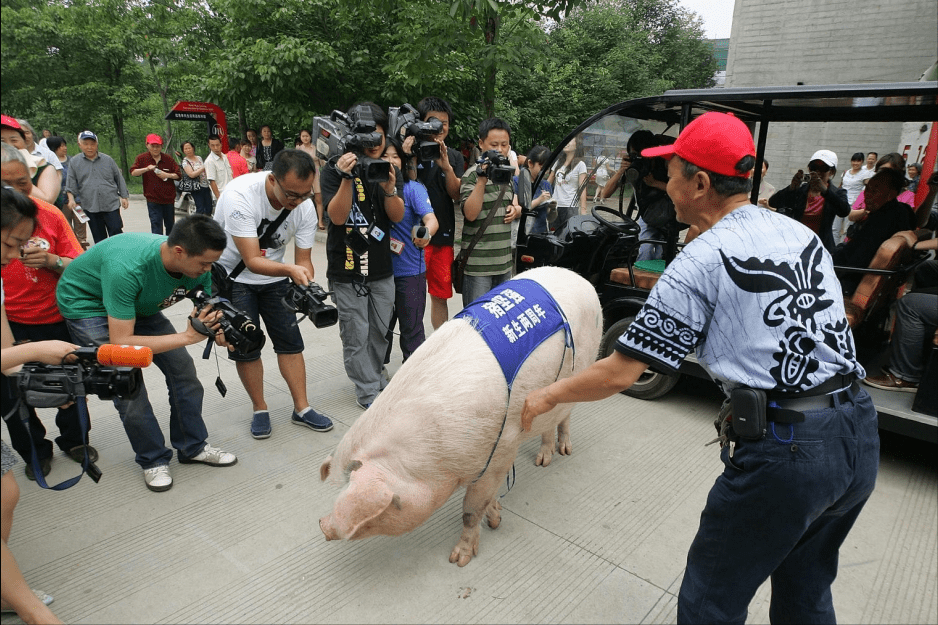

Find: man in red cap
521;112;877;623
131;133;180;235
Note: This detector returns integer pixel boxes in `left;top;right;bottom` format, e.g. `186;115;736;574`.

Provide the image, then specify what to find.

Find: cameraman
321;102;404;410
55;215;238;493
414;97;465;330
1;146;92;481
213;149;332;438
602;130;677;261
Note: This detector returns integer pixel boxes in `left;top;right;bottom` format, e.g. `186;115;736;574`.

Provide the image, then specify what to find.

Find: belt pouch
730;388;767;440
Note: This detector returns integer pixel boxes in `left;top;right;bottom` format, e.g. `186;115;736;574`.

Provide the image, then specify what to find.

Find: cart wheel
600;316;681;400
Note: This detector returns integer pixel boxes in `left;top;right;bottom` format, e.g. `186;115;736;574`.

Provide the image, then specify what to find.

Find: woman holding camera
1;186;67;625
1;145;92;482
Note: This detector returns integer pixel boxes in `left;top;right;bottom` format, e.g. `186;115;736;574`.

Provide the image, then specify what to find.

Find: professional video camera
13;344;150;408
281;282;338;328
388;104;445;162
187;287;266;354
476;150;514;185
312;105;391;183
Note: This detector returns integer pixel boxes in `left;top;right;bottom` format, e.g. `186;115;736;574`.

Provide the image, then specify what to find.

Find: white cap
810;149;837;169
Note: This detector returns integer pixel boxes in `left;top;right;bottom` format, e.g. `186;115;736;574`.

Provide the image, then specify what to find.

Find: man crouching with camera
55;215;238;492
213;149;333;439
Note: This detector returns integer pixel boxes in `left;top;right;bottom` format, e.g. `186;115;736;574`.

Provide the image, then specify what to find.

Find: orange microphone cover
96;344;153;368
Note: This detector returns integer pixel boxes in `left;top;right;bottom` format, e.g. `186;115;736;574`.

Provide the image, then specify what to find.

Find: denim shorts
227;279;304;362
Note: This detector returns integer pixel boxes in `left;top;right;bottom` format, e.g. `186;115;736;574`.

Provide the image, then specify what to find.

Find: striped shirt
459;165;512;276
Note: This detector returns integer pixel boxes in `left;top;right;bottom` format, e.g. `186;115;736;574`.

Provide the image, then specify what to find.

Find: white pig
319;266;602;566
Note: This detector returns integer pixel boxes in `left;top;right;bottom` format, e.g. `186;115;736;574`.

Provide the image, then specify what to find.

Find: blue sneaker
251;411;272;439
292;408;333;432
356;399;371;410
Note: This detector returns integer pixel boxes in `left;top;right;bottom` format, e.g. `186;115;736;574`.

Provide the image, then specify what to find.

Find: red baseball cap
1;114;22;130
146;133;163;145
642;112;755;178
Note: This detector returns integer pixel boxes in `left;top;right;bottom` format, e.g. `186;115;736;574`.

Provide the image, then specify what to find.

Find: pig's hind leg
536;415;572;466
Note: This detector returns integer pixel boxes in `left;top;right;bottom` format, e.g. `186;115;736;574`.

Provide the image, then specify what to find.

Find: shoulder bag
451;184;508;294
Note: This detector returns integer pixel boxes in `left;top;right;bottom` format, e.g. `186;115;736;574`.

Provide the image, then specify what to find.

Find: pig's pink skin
320;266;602;566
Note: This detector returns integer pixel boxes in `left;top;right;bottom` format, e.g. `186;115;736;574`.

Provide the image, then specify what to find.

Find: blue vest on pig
454;279;573;390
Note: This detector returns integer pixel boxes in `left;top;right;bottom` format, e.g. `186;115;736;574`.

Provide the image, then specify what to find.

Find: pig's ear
320;456;333;482
346;486;399;540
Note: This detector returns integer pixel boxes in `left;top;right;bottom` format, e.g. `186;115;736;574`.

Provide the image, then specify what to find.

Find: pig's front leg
449;468;504;567
556;415;572;456
536;430;556;466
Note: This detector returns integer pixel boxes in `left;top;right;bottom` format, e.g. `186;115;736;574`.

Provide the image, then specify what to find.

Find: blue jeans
461;270;512;309
147;201;175;235
87;209;123;243
636;216;665;261
66;313;209;469
227;279;304;362
385;273;427;362
677;386;879;624
192;187;213;215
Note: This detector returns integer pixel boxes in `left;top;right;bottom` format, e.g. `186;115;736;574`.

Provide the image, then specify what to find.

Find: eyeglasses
275;177;313;202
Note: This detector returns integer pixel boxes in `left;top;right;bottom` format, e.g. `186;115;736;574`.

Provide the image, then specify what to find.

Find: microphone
87;344;154;368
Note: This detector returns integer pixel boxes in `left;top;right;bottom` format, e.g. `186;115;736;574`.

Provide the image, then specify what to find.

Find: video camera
187;287;267;355
476;150;514;185
281;282;338;329
388;104;445;162
13;344;150;409
312;105;391;183
624;135;672;185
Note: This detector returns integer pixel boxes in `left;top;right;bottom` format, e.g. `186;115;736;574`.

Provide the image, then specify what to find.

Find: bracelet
336;168;354;180
384;188;398;198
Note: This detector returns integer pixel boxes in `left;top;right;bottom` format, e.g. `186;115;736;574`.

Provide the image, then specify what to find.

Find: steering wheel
591;205;640;237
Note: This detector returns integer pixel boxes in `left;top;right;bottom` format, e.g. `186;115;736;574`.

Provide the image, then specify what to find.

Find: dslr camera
187;287;267;355
477;150;514;185
388;104;445;162
312;105;391;183
624;135;672;185
281;282;338;329
13;346;144;408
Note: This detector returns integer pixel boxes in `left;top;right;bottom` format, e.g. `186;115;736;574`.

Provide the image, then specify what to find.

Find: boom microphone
76;344;154;368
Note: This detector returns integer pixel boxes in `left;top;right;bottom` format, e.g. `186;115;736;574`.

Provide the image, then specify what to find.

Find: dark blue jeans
147;201;175;235
677;386;879;624
192;187;213;216
87;209;123;243
66;313;209;469
385;272;427;363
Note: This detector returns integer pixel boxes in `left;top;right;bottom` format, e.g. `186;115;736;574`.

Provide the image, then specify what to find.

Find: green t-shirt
459;164;512;277
56;232;211;320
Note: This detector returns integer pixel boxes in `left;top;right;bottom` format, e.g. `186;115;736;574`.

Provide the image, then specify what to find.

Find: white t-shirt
840;168;872;206
595;156;611;184
214;172;317;285
553;160;587;207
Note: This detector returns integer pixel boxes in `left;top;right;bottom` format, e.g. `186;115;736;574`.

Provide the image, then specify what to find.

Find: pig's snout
320;516;338;541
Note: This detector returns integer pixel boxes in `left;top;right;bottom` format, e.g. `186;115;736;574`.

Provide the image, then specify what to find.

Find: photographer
602;130;677;261
414;97;465;330
213;149;332;438
1;147;92;481
55;215;237;492
321;102;404;410
459;118;521;307
2;186;67;624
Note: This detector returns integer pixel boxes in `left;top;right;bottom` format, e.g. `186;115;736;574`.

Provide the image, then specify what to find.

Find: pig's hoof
536;445;554;467
557;437;572;456
485;500;502;529
449;538;479;567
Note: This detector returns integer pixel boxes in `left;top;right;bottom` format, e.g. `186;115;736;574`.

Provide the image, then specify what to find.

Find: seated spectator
833;168;915;292
863;236;937;392
768;149;849;252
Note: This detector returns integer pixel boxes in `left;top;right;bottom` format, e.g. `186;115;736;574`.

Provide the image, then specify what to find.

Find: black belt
766;378;859;424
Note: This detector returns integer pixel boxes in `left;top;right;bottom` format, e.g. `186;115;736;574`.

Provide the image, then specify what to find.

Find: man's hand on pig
521;386;557;432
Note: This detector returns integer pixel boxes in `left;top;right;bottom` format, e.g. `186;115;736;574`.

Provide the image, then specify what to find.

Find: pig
319;266;602;566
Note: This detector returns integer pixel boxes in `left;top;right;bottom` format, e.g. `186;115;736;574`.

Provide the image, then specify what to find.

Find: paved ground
2;196;936;624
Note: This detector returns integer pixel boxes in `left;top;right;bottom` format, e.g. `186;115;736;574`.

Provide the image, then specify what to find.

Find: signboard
164;101;229;152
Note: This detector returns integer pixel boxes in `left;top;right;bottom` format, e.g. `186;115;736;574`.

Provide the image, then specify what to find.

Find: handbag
451;184;509;294
179;159;201;192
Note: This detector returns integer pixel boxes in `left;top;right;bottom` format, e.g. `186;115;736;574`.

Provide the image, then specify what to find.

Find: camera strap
225;207;292;284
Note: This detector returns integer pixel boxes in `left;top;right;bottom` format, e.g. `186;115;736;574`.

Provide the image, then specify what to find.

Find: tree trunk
112;110;130;181
238;107;247;139
482;13;499;119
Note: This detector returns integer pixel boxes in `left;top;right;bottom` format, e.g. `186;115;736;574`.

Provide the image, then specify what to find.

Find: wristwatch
384;188;398;198
54;256;64;270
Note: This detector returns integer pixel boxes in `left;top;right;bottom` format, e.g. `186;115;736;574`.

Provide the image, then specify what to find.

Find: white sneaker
179;444;237;467
144;465;173;492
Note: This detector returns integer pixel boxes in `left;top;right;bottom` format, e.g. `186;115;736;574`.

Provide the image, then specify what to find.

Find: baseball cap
78;130;97;141
146;133;163;145
809;149;838;170
1;114;22;130
641;112;756;178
